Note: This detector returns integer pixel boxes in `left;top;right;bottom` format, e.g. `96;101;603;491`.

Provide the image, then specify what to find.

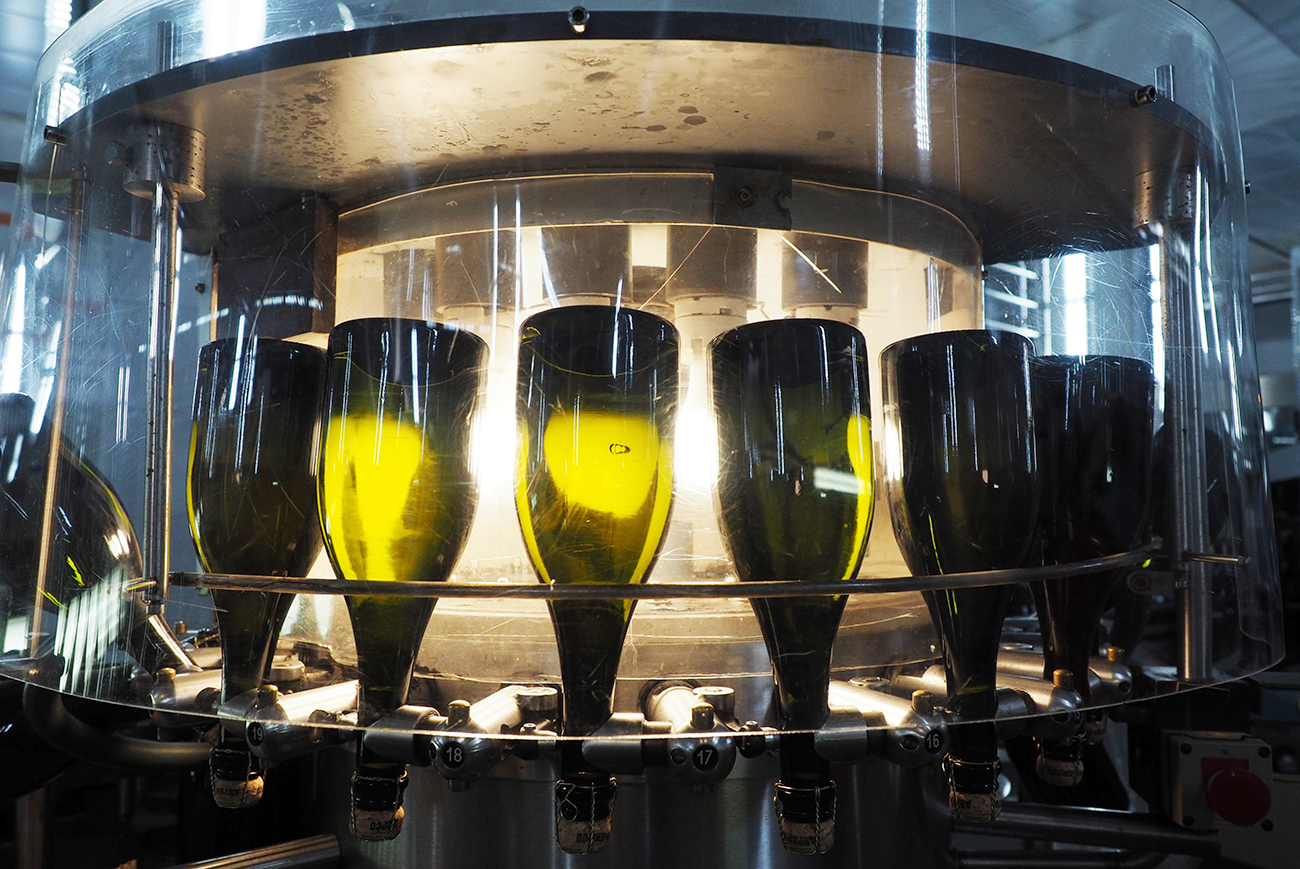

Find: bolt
1106;646;1126;664
1262;820;1274;832
734;186;755;208
1129;572;1154;593
1180;743;1193;755
1259;746;1272;759
911;691;936;716
448;700;472;729
900;734;921;752
515;686;559;717
670;748;687;765
567;6;589;33
690;702;715;731
1131;85;1159;107
1051;669;1075;691
693;685;735;719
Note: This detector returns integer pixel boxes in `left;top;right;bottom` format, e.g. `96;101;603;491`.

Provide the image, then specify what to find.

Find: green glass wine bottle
188;336;327;808
318;317;486;841
882;329;1039;822
711;318;874;855
515;305;678;855
1031;354;1154;783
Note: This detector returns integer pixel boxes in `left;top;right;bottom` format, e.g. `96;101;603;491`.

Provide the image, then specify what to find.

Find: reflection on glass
882;329;1039;822
1;392;150;687
515;305;677;855
187;336;327;808
1031;355;1155;783
711;318;873;855
318;317;486;841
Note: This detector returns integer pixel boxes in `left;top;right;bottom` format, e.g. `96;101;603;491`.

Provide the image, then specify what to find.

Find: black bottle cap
1083;708;1109;745
946;756;1002;822
350;765;409;841
1036;734;1086;787
773;780;836;855
209;744;264;809
554;776;617;854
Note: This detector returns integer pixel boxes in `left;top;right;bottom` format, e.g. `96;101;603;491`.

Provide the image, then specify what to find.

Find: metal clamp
892;664;1084;741
822;679;946;768
997;646;1135;706
430;685;560;790
239;681;360;764
642;683;738;791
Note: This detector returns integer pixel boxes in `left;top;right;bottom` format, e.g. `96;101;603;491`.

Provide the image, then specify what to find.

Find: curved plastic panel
0;0;1278;754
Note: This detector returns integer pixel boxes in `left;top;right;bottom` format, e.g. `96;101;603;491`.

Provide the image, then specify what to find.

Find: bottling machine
0;1;1287;867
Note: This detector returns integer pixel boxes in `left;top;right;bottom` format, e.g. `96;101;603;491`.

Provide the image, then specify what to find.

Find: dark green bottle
1031;355;1154;782
712;318;874;854
188;336;327;808
882;329;1039;822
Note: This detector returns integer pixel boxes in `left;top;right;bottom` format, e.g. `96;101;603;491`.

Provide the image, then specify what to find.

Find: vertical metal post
1136;66;1214;682
123;121;205;613
15;788;48;869
1290;245;1300;409
29;163;84;657
1161;218;1212;682
143;178;179;613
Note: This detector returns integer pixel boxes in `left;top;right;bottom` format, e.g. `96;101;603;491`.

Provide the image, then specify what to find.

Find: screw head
447;699;471;728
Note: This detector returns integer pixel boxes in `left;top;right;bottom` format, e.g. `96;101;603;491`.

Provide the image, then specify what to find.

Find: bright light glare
674;359;718;492
1149;244;1165;411
44;0;72;48
1063;252;1088;355
203;0;268;56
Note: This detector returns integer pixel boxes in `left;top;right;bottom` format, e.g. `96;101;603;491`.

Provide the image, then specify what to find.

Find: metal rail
171;548;1183;600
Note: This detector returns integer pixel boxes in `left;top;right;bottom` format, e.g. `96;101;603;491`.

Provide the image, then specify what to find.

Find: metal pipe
29;168;84;655
175;547;1155;600
953;803;1219;858
1162;214;1212;682
23;684;209;771
955;850;1166;869
143;177;180;612
15;788;47;869
160;834;341;869
145;613;202;672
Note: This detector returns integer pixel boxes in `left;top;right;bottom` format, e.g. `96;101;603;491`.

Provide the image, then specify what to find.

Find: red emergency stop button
1204;766;1272;826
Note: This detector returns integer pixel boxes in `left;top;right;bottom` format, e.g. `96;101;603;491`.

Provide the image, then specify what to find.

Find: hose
23;683;210;772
